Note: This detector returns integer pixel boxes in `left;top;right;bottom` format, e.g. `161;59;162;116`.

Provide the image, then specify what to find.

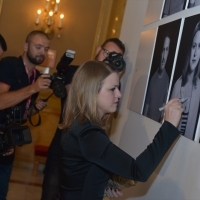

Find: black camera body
49;50;76;98
49;72;66;98
104;52;126;72
0;106;32;154
0;125;32;154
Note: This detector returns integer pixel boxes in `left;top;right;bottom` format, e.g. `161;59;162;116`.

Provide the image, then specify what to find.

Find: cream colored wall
90;0;127;59
0;0;102;66
110;0;200;199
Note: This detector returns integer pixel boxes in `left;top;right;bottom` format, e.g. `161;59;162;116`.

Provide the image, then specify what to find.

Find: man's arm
0;74;51;110
28;98;48;116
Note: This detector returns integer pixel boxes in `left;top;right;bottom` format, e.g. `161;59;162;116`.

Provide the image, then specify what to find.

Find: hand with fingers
34;98;47;111
164;98;183;128
104;187;123;199
33;74;51;92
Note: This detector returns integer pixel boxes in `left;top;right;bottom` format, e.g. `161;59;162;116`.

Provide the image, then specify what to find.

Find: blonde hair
59;60;117;130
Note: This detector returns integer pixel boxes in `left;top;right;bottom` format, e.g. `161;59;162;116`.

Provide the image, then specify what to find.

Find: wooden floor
7;165;110;200
7;164;44;200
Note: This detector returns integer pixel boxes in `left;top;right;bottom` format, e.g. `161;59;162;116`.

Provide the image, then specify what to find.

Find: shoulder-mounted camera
0;106;32;154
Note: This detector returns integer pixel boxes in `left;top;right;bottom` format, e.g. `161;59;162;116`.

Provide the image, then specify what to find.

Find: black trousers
41;128;62;200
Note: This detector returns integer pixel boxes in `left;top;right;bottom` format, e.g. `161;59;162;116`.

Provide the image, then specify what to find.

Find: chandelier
35;0;64;38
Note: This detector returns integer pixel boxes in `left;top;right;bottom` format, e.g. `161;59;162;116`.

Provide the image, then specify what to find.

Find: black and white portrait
187;0;200;8
142;19;182;123
162;0;187;18
170;14;200;140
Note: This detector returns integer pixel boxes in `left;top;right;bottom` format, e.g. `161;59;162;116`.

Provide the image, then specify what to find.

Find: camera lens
112;59;125;72
51;81;66;98
104;52;126;72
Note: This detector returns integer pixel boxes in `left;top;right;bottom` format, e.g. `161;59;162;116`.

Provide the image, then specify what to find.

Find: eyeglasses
101;47;111;57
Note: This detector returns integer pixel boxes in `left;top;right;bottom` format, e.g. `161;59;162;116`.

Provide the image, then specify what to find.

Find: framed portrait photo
141;19;182;123
169;14;200;141
161;0;187;18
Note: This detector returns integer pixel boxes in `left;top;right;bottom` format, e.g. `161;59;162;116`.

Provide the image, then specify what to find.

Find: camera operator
41;38;126;200
0;30;51;199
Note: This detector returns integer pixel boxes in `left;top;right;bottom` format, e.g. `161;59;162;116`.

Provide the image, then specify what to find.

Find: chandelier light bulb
58;14;64;28
49;11;53;16
35;9;42;25
37;9;42;15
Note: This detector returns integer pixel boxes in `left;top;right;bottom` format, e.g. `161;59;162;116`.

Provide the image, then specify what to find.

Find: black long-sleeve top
60;120;180;200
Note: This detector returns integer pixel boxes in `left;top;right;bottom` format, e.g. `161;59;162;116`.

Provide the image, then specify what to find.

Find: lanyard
23;68;37;119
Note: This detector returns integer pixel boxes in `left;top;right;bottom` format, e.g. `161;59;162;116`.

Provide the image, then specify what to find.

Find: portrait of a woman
170;19;200;140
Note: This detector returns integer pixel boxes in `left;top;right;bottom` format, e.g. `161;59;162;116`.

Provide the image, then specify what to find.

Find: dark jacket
60;119;180;200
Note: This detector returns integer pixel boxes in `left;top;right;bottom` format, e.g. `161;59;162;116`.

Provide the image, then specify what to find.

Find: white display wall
110;0;200;199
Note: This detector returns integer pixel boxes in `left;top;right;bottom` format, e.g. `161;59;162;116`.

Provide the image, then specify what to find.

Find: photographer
0;30;51;199
41;38;126;200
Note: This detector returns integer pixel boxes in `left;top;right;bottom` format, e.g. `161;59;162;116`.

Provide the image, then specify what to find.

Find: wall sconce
35;0;64;38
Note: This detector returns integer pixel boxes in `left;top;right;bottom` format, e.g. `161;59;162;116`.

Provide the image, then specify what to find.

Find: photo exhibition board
128;19;182;116
161;0;187;19
169;13;200;141
142;19;182;123
144;0;189;25
129;7;200;142
128;28;157;114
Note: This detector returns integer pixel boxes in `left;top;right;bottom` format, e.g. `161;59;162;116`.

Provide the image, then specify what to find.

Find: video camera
104;52;126;72
49;50;76;98
0;106;32;154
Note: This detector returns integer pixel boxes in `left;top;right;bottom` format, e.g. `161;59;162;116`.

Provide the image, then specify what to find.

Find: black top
0;56;40;163
43;65;79;175
60;120;180;200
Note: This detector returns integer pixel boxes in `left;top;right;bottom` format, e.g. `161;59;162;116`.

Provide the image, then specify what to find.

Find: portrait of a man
143;19;182;123
162;0;187;18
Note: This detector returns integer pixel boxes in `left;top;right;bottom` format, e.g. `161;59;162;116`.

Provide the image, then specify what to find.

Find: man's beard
27;51;45;65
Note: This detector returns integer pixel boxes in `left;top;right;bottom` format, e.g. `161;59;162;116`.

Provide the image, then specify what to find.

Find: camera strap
28;103;41;127
23;68;37;119
28;92;54;127
9;57;41;126
26;69;42;127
